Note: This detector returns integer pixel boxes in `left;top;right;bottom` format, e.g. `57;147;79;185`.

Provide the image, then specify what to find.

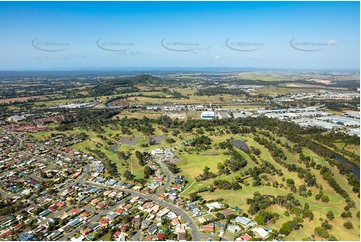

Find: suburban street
9;133;203;241
86;181;202;241
154;155;174;195
58;200;127;241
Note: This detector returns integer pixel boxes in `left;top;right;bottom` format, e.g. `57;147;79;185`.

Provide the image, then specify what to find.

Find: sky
0;1;359;70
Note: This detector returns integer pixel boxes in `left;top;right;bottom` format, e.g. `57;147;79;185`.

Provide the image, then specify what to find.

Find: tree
302;209;314;220
123;170;135;180
321;195;329;203
314;227;329;239
166;137;176;144
189;192;201;202
166;163;180;174
251;147;261;156
117;151;129;160
341;211;352;218
343;221;353;229
286;178;295;186
326;211;334;220
321;220;332;230
196;166;216;181
304;203;309;210
144;166;154;179
135;150;146;166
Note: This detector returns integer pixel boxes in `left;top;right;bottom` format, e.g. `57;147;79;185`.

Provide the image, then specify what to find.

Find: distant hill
106;74;165;86
91;74;165;96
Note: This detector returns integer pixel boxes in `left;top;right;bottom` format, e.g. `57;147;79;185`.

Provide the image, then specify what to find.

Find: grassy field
176;149;229;183
334;142;360;155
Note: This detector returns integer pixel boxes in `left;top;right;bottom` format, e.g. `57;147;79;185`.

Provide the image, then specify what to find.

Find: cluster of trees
284;163;317;188
319;166;349;198
279;217;303;236
213;179;242;190
254;135;287;161
247;192;274;215
286;134;335;160
117;116;156;136
315;191;330;203
245;161;282;187
188;135;212;150
217;148;248;176
0;198;24;216
247;192;314;223
254;210;279;225
132;118;155;136
135;151;148;166
117;151;130;161
144;166;154;179
314;226;337;240
333;163;360;193
57;109;118;132
166;163;181;174
195;87;250;97
162;88;185;99
227;125;254;134
196;166;216;181
224;149;248;172
343;221;353;229
123;170;135;180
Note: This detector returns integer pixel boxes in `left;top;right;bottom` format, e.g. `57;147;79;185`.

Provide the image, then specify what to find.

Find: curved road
154;155;174;195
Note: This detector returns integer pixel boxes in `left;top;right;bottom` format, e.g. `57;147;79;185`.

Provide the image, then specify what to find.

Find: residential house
148;224;158;234
251;227;269;240
227;225;241;234
202;224;214;232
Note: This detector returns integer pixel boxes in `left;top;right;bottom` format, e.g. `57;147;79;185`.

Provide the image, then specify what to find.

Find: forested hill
91;74;166;96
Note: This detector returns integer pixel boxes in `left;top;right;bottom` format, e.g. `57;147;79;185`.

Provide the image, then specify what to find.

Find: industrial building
200;111;216;119
6;115;26;123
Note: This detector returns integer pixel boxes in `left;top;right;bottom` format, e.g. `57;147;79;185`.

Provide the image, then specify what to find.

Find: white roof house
251;227;269;239
206;202;223;210
151;149;164;156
